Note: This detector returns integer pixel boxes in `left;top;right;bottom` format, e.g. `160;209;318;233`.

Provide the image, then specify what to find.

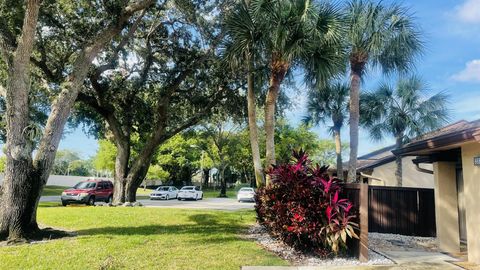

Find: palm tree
254;0;344;181
361;76;449;186
225;0;345;184
344;0;424;182
304;82;349;178
224;0;265;187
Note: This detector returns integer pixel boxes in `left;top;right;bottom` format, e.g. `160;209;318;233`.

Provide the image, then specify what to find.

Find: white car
237;187;255;202
177;186;203;201
150;186;178;200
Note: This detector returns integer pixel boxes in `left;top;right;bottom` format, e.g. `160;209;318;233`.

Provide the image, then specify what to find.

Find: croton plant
255;150;358;256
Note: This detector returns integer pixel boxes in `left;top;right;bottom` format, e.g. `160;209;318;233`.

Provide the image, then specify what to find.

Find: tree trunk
124;178;138;203
246;55;264;187
0;2;153;240
219;166;227;197
264;60;288;184
113;141;130;204
0;0;41;241
333;127;343;179
347;68;361;182
395;135;403;187
203;168;210;188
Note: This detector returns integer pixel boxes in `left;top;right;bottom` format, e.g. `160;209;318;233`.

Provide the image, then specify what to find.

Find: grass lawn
0;205;287;270
202;188;236;198
42;185;69;196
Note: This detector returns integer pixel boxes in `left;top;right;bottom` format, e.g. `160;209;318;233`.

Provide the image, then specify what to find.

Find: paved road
139;198;255;211
40;196;255;211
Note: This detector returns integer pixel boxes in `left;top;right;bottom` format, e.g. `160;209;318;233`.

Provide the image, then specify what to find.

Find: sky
60;0;480;159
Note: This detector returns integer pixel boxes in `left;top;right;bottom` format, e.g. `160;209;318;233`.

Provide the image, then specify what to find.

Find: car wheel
106;195;113;203
200;194;203;200
61;200;68;207
87;196;95;206
195;195;198;201
177;197;182;201
166;195;170;200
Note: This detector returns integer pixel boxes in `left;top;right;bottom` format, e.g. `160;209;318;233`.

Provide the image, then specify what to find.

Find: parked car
61;179;113;206
237;187;255;202
149;186;178;200
177;186;203;201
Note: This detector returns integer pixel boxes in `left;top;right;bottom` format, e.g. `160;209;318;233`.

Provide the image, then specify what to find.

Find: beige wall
461;142;480;264
433;161;460;253
368;156;434;188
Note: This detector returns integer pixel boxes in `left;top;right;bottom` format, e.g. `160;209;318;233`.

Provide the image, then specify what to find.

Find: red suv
61;179;114;206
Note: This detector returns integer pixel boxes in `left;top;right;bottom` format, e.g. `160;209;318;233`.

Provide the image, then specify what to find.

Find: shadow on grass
76;213;248;239
188;214;220;225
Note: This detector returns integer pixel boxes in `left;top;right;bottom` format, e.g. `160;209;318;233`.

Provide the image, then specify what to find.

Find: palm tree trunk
333;127;343;179
395;135;403;187
347;69;361;182
264;84;279;177
264;60;288;184
246;55;264;187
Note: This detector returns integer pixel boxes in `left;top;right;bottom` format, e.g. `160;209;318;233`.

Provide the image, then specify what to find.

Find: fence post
359;183;369;262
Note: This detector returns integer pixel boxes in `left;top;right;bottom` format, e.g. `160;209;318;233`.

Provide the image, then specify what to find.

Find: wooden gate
343;185;436;237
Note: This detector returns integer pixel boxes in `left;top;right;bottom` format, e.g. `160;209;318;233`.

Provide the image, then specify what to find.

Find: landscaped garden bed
245;224;393;266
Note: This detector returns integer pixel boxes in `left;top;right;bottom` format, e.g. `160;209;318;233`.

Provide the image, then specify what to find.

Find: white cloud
451;59;480;82
455;0;480;23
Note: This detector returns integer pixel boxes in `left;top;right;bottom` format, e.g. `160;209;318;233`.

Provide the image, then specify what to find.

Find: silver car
149;186;178;200
237;187;255;202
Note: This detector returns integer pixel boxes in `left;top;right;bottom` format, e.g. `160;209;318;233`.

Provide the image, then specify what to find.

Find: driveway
40;196;254;211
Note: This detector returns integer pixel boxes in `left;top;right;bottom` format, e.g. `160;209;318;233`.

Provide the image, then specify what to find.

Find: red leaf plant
255;150;359;256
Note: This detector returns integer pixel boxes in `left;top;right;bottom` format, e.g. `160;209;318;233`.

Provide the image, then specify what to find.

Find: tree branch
0;84;5;98
93;9;147;79
33;0;155;180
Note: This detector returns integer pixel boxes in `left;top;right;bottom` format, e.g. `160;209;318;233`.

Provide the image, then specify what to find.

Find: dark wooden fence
368;186;436;237
342;185;436;237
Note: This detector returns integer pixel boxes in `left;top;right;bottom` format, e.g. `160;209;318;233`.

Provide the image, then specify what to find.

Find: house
393;119;480;264
355;145;434;188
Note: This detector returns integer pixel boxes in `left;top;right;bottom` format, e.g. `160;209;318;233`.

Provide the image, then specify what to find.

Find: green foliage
149;133;205;185
223;0;346;90
304;82;349;132
274;121;337;166
93;140;117;174
345;0;424;74
146;165;169;181
361;76;450;142
51;150;94;176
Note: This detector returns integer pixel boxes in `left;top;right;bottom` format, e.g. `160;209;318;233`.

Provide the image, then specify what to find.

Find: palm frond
362;75;449;141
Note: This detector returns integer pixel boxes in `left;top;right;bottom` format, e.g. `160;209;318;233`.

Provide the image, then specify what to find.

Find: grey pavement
139;197;255;211
40;196;255;211
40;196;61;202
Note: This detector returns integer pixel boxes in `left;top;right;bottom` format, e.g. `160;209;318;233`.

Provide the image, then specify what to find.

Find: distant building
355;145;434;188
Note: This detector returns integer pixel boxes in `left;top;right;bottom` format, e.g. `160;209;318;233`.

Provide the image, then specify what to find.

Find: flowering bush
255;150;358;256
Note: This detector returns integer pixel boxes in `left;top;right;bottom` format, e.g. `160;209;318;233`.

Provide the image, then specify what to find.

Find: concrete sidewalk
242;250;462;270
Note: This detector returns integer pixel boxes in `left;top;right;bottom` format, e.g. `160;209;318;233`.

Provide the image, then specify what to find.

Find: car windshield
240;188;254;192
73;182;96;189
156;187;169;191
181;187;194;190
